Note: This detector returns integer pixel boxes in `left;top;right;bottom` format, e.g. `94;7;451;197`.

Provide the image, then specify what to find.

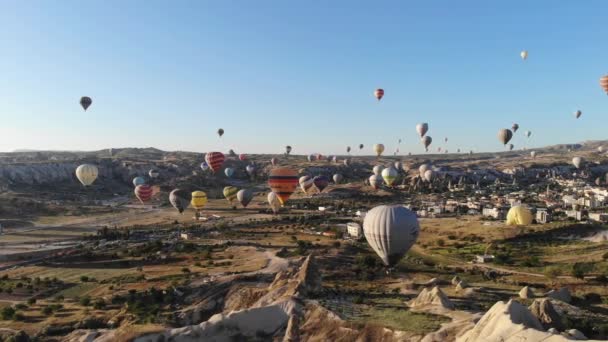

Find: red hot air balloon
239;154;247;161
268;167;298;204
374;88;384;101
600;75;608;94
134;184;154;203
205;152;225;173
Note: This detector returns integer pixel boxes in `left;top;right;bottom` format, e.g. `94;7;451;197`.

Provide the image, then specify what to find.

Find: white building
536;209;550;224
589;213;608;223
346;223;362;239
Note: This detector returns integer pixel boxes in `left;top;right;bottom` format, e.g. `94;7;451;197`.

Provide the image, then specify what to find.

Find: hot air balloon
506;206;533;225
497;129;513;145
135;184;154;203
75;164;98;186
601;75;608;94
418;164;429;177
520;50;528;60
217;128;224;137
444;137;448;143
271;157;278;166
598;146;604;153
530;151;536;159
381;167;398;186
572;156;583;169
369;175;382;190
200;162;209;171
421;136;432;151
313;175;329;192
223;186;238;203
508;144;514;151
224;167;235;178
457;149;461;153
574;110;582;119
149;169;160;178
373;165;385;176
285;145;292;155
394;161;402;170
205;152;225;173
316;154;324;161
268;168;298;204
237;189;253;208
525;130;531;138
512;123;519;133
191;191;208;210
346;146;351;153
437;147;442;153
239;154;247;161
363;205;420;266
169;189;191;214
373;144;385;157
374;88;384;101
423;170;433;182
299;175;314;194
359;144;364;150
268;192;282;214
133;176;146;187
307;154;315;162
416;123;429;137
333;174;343;184
343;158;351;167
80;96;92;111
246;165;256;177
332;156;337;163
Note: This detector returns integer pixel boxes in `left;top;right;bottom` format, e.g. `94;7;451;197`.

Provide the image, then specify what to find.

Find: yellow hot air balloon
506;206;533;225
75;164;99;186
223;186;238;203
373;144;385;157
191;191;208;210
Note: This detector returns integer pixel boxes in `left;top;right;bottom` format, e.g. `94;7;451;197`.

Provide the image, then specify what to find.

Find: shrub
79;296;91;306
572;262;594;280
436;239;445;247
80;275;89;282
27;298;36;305
0;306;15;320
41;306;53;315
181;267;191;274
93;299;106;310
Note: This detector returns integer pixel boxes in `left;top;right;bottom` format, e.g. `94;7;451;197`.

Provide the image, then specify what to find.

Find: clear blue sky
1;1;607;155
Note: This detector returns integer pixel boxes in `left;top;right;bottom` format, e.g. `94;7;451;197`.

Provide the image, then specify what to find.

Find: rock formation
410;286;455;310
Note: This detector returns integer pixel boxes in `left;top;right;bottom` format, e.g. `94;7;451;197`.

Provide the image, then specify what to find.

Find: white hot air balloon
369;174;382;189
530;151;536;159
363;205;420;266
381;167;398;186
598;146;604;153
416;123;429;137
75;164;99;186
267;192;281;214
423;169;433;182
572;157;583;169
520;50;528;60
333;173;344;184
418;164;430;178
372;165;385;176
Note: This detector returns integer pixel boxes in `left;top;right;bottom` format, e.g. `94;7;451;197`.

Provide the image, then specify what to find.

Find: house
322;231;337;238
536;209;550;224
482;207;506;220
180;233;191;240
346;222;363;239
565;210;583;221
475;254;495;263
589;213;608;223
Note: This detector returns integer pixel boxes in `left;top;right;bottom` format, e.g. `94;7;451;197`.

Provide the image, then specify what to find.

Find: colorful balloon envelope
381;167;398;186
191;191;208;210
421;136;432;151
512;123;519;132
133;176;146;187
313;175;329;192
600;75;608;94
205;152;225;173
224;167;235;178
200;162;209;171
343;158;351;167
416;123;429;137
75;164;98;186
239;154;247;161
299;175;314;194
237;189;253;208
169;189;191;213
373;165;384;176
135;184;154;203
374;88;384;101
307;154;315;162
223;186;238;203
268;168;298;204
497;129;513;145
80;96;92;111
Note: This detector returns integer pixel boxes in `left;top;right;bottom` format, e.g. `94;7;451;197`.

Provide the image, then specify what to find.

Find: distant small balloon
80;96;92;111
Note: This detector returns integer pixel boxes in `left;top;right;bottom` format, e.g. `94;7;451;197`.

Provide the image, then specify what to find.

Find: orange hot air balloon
600;75;608;94
268;167;299;204
134;184;154;203
374;88;384;101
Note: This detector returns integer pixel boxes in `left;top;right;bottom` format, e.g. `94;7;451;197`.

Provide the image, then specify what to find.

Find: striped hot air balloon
601;75;608;94
268;168;298;204
191;191;208;210
299;175;314;194
223;186;238;203
205;152;225;173
134;184;154;203
374;88;384;101
313;175;329;192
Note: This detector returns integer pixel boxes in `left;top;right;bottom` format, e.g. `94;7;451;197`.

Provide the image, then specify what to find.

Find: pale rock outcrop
410;286;454;310
451;276;461;285
518;285;534;299
529;298;564;330
546;287;572;303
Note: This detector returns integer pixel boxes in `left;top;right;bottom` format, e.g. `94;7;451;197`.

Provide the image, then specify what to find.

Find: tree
572;262;594;280
0;306;15;320
79;296;91;306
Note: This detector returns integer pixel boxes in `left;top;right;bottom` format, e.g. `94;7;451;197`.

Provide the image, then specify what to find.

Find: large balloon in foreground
268;168;298;204
133;176;146;187
169;189;191;213
191;191;208;210
601;75;608;94
224;167;235;178
333;174;343;184
363;205;420;266
80;96;92;111
373;144;385;157
381;167;398;186
374;88;384;101
497;129;513;145
512;123;519;133
217;128;224;137
223;186;238;203
506;206;533;225
416;123;429;137
205;152;225;173
134;184;154;203
574;110;582;119
369;175;382;190
75;164;98;186
313;175;330;192
237;189;253;208
572;156;583;169
299;175;314;194
421;136;432;151
520;50;528;60
267;192;282;214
